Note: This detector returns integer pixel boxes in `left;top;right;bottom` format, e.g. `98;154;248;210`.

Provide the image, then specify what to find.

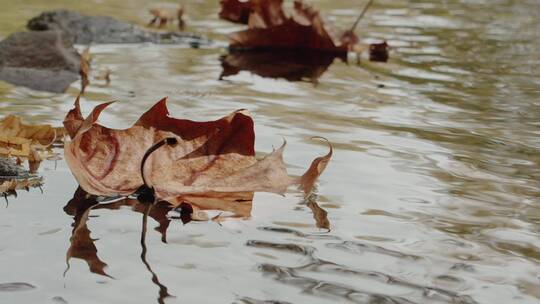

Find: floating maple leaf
63;98;331;204
221;0;356;53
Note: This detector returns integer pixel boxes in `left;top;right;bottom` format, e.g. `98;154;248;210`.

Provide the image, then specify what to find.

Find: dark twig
349;0;374;33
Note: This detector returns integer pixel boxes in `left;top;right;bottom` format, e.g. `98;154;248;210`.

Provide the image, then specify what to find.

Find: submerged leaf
63;98;331;203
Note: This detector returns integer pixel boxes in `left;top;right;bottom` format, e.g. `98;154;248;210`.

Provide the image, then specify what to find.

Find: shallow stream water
0;0;539;303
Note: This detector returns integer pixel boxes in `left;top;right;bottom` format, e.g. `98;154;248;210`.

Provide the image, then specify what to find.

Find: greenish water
0;0;539;303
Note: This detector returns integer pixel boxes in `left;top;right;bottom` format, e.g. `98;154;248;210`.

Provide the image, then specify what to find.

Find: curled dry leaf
222;0;356;53
0;115;65;163
63;98;331;205
148;5;185;30
299;137;332;195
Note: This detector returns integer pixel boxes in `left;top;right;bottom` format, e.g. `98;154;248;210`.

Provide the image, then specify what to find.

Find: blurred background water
0;0;539;303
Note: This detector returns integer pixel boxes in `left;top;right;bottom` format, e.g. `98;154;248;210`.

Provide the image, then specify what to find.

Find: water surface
0;0;539;303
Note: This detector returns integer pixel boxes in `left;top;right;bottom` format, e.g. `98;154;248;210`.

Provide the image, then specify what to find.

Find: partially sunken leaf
64;98;330;202
224;0;355;53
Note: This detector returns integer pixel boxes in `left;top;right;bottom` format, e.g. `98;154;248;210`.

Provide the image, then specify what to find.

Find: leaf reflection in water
139;202;173;304
64;187;175;303
62;187;259;302
219;50;345;83
1;176;43;205
306;199;330;231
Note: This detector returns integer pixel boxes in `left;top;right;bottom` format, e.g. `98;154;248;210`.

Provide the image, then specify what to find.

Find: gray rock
0;31;80;92
27;10;210;46
0;158;29;178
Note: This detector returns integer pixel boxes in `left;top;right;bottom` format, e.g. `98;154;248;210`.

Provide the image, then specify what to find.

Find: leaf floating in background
148;5;186;30
219;50;344;83
63;98;331;204
222;0;357;53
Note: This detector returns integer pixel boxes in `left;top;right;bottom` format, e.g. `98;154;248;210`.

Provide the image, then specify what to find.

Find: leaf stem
137;137;178;203
140;137;178;189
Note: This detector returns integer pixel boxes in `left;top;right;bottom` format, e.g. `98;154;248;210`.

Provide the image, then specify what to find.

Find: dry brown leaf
0;115;64;163
222;0;355;53
63;98;331;204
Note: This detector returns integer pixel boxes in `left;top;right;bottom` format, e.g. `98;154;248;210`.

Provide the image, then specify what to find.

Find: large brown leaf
63;98;330;203
222;0;354;53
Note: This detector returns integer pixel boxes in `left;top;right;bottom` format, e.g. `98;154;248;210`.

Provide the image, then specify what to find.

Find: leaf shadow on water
219;50;346;84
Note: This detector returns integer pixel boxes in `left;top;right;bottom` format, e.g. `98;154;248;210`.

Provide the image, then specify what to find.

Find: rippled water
0;0;539;303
